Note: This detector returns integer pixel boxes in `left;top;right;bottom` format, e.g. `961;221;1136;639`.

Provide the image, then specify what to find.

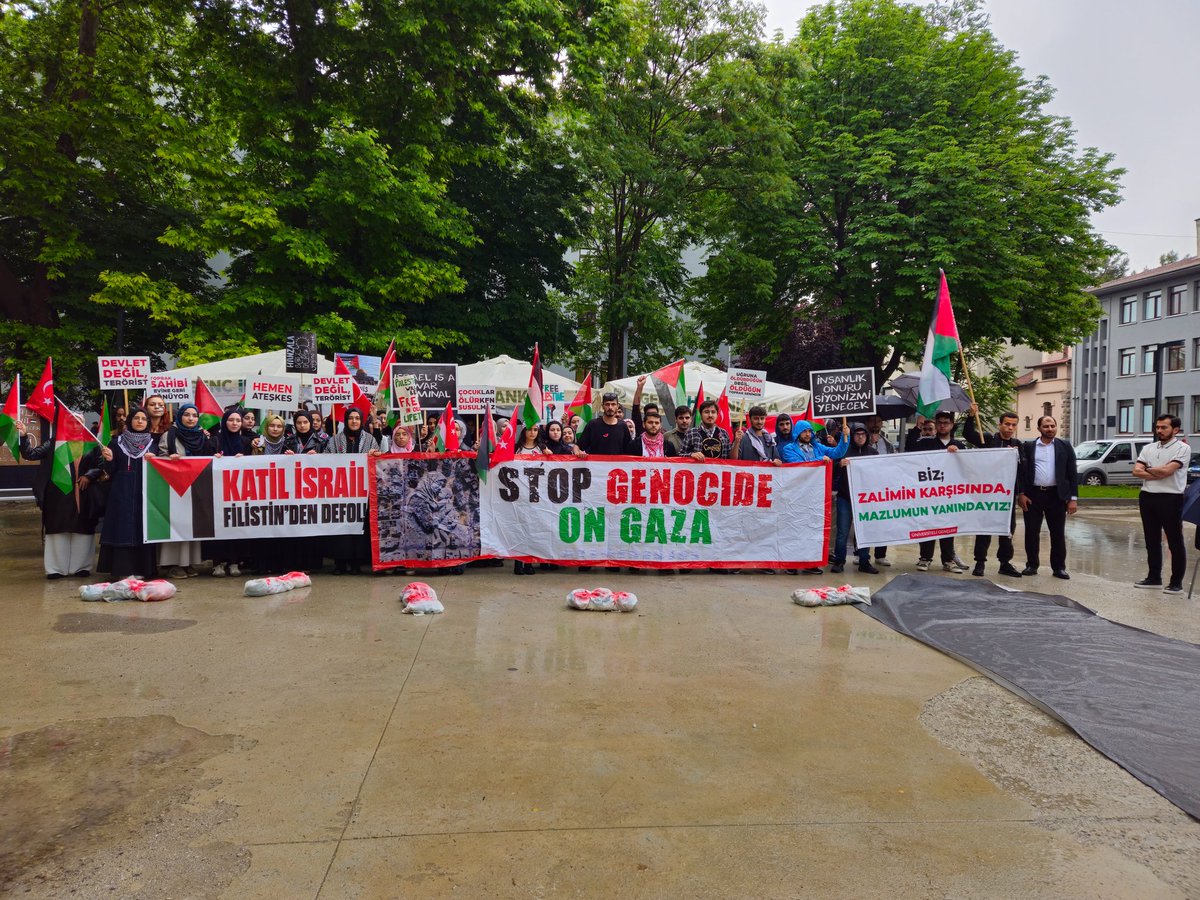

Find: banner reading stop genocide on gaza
143;455;369;543
847;447;1018;547
480;457;830;569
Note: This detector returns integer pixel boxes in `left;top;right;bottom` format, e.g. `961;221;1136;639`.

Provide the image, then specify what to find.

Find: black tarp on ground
856;574;1200;820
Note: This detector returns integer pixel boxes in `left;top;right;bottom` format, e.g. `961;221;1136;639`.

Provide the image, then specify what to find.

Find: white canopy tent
600;361;811;422
457;354;583;417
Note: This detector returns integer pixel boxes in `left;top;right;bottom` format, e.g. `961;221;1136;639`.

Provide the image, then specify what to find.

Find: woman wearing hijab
539;420;575;456
16;416;102;579
249;414;307;573
252;414;294;455
293;411;327;454
144;394;172;436
381;423;415;453
208;408;255;577
156;403;216;578
328;407;380;574
98;408;159;579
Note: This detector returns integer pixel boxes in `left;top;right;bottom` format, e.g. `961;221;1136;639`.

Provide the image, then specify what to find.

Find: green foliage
692;0;1123;384
953;338;1018;423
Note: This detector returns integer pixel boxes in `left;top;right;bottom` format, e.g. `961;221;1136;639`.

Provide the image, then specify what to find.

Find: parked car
1074;439;1151;486
1188;451;1200;485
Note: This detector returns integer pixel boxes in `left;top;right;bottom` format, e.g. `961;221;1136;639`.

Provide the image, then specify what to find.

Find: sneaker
873;557;891;567
1134;578;1163;589
943;561;965;574
228;564;241;577
164;565;187;579
857;562;880;575
971;562;985;577
830;563;844;574
915;559;931;572
1163;583;1183;594
1020;566;1038;576
953;555;968;570
802;567;823;575
211;563;227;577
997;563;1023;578
183;566;199;578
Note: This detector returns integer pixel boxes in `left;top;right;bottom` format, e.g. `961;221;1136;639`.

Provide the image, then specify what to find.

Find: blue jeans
834;495;869;565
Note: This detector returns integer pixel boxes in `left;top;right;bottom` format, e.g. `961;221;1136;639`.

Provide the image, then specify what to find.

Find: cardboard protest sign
390;363;457;411
148;374;192;405
245;376;300;407
311;375;354;405
726;368;767;399
285;332;318;373
98;356;150;391
847;448;1018;546
809;367;876;418
393;374;424;425
457;385;496;415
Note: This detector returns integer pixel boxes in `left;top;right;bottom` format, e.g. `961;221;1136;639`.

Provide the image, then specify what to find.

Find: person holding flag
576;392;639;456
328;407;380;575
98;407;160;580
16;399;102;579
156;403;217;578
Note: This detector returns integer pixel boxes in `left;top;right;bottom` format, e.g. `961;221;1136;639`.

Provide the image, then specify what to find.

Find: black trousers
1023;487;1068;572
974;506;1017;563
1139;491;1186;585
918;537;956;562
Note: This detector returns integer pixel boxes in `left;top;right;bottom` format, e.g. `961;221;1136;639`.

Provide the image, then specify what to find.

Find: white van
1074;439;1151;486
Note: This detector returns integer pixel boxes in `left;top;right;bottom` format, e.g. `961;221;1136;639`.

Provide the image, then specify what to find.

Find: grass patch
1078;485;1140;499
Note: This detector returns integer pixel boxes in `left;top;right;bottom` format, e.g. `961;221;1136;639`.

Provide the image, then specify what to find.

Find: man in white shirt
1017;416;1078;579
1132;414;1192;594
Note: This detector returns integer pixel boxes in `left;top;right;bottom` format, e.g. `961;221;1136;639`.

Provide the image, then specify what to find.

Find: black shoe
450;566;465;575
997;563;1022;578
524;566;537;575
1163;583;1183;594
1134;577;1162;589
830;563;844;574
971;562;985;577
802;567;823;575
857;562;879;575
73;569;91;578
46;573;64;580
514;562;525;575
349;564;362;576
784;569;798;575
1020;566;1038;576
1052;570;1070;580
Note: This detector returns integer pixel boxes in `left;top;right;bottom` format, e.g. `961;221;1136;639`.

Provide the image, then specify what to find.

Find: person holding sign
98;409;159;580
292;411;327;454
913;411;967;573
963;403;1024;578
778;420;848;463
209;409;255;577
157;403;216;578
145;395;172;436
683;399;731;460
736;406;782;464
832;423;879;574
328;407;380;575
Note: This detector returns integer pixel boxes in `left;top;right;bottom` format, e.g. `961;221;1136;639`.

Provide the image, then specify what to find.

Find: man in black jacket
576;391;639;456
913;410;967;573
1017;416;1078;579
963;404;1024;578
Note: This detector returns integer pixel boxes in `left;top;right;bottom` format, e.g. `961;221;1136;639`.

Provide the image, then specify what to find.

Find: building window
1194;337;1200;369
1042;366;1058;380
1194;396;1200;432
1118;401;1134;434
1141;400;1155;434
1168;284;1186;316
1143;290;1162;320
1024;415;1032;430
1167;344;1186;372
1100;318;1108;339
1119;348;1135;375
1143;345;1158;374
1120;296;1137;324
1042;401;1053;419
1194;282;1200;312
1166;397;1183;421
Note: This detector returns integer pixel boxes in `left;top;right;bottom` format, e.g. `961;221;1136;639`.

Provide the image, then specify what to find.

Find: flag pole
957;346;984;438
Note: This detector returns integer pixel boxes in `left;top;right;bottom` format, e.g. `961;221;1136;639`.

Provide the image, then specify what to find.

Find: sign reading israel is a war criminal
809;367;876;419
98;356;150;391
390;363;457;411
847;447;1018;547
479;457;830;569
144;456;369;543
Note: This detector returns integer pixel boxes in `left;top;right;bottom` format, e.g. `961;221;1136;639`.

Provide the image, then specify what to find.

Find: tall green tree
0;1;215;395
693;0;1123;385
562;0;781;380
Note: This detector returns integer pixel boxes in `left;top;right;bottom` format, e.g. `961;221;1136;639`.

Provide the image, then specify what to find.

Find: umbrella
887;374;973;414
872;395;916;420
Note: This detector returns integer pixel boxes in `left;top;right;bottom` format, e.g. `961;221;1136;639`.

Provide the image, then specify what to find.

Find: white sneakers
943;561;966;574
916;559;931;572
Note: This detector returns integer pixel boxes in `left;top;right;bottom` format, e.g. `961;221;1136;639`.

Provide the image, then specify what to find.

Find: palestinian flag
50;400;98;495
565;373;594;425
145;456;216;541
521;343;544;429
374;339;397;427
475;403;496;482
26;358;54;420
195;378;224;430
917;270;961;417
98;396;112;447
436;401;459;452
0;376;19;460
651;359;688;408
691;382;705;419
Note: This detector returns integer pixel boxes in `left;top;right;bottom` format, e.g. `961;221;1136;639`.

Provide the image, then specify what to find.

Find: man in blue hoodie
780;419;849;573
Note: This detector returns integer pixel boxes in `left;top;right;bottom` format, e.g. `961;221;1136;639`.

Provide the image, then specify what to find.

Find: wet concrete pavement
1;501;1197;897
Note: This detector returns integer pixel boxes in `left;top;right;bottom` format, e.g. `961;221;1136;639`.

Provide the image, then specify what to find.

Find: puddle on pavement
55;613;196;634
0;716;253;895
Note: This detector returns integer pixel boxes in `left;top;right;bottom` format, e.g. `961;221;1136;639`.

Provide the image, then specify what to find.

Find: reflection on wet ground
55;613;197;634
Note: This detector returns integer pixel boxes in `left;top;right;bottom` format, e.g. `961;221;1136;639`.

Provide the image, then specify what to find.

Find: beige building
1015;349;1072;440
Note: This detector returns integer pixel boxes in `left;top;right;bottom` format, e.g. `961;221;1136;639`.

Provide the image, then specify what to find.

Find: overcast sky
758;0;1200;270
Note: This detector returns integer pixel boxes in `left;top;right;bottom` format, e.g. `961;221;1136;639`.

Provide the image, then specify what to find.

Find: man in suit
1017;415;1078;579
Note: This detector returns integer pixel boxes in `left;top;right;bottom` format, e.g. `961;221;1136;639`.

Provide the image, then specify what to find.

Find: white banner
847;448;1018;546
311;374;354;404
145;455;369;543
392;374;424;425
149;373;193;404
726;368;768;399
245;376;300;407
98;356;150;391
480;458;830;568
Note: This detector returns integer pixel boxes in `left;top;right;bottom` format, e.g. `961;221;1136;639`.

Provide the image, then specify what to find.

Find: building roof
1028;356;1070;369
1091;256;1200;294
1015;372;1037;388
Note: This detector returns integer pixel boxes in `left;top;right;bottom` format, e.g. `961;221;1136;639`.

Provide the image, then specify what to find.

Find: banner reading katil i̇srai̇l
480;456;830;569
144;455;369;543
847;447;1018;547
